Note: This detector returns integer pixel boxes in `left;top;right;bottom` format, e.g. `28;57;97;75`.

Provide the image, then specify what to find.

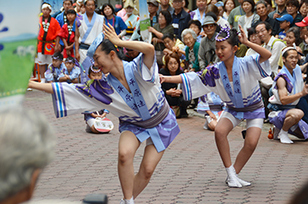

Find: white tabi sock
279;129;293;144
225;165;242;188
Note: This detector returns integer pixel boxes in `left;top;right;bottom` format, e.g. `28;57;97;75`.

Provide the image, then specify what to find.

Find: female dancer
28;24;180;203
160;25;272;188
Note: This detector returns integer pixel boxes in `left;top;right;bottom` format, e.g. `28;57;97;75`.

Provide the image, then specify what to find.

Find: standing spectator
182;0;190;13
269;0;288;19
0;107;56;204
286;0;303;27
35;3;61;83
223;0;235;20
268;47;308;143
215;1;225;17
148;10;174;66
78;0;105;64
191;0;208;24
227;0;245;30
159;53;190;118
198;16;219;69
122;1;140;41
102;3;127;37
157;0;174;15
58;9;79;59
55;0;74;52
276;14;293;40
147;0;159;26
253;1;280;36
238;0;259;36
172;0;191;40
182;28;200;72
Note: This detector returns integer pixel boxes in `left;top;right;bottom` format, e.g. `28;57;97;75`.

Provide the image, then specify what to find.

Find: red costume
37;16;61;55
58;23;76;58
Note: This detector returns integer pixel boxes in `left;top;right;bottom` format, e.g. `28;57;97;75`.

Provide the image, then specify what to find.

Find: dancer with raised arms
28;24;180;204
160;25;272;188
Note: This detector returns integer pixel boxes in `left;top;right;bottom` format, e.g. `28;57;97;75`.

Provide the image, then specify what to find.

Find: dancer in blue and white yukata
160;25;272;188
268;47;308;144
28;24;180;204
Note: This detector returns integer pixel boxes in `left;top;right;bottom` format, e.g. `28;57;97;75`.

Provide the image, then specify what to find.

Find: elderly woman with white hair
181;28;200;72
0;107;56;204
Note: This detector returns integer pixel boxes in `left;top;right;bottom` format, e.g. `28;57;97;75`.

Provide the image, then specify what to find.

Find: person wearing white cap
35;3;61;83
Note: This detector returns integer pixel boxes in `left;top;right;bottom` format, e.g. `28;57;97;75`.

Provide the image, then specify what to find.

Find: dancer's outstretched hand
238;25;248;45
103;23;121;46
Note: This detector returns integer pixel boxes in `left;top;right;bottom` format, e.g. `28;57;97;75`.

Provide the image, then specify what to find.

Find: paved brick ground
23;90;308;204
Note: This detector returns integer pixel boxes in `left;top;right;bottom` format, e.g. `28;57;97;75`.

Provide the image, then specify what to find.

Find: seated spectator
276;14;293;40
123;48;140;62
286;0;303;27
215;1;225;17
188;20;203;43
198;15;219;69
299;0;308;19
238;0;259;36
58;56;81;83
182;28;200;72
58;9;79;59
44;52;65;83
245;27;262;56
83;66;112;133
268;47;308;143
207;4;230;28
296;17;308;56
148;10;174;66
159;53;190;118
269;0;288;19
196;92;225;130
0;107;55;204
162;33;186;62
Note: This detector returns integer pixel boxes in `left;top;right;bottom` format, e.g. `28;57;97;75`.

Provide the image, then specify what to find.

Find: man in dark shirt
171;0;191;40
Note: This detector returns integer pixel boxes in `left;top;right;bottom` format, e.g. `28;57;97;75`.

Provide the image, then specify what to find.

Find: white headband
42;3;52;11
282;46;297;57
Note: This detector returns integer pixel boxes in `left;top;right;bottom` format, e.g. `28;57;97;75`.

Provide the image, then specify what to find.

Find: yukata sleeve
69;67;81;80
244;54;271;80
133;53;158;83
44;64;54;82
51;82;108;118
180;72;212;101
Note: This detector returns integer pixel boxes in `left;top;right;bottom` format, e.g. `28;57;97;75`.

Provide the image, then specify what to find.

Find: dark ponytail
98;39;124;59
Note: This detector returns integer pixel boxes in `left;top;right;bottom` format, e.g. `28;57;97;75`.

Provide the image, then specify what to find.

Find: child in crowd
197;92;225;130
161;25;272;188
44;52;65;83
58;9;79;58
83;65;111;133
276;14;293;40
58;56;80;83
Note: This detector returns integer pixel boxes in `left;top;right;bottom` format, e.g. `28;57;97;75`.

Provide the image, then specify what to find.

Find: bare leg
39;64;46;79
90;125;100;134
233;127;261;174
133;144;164;198
118;131;140;200
214;118;234;168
